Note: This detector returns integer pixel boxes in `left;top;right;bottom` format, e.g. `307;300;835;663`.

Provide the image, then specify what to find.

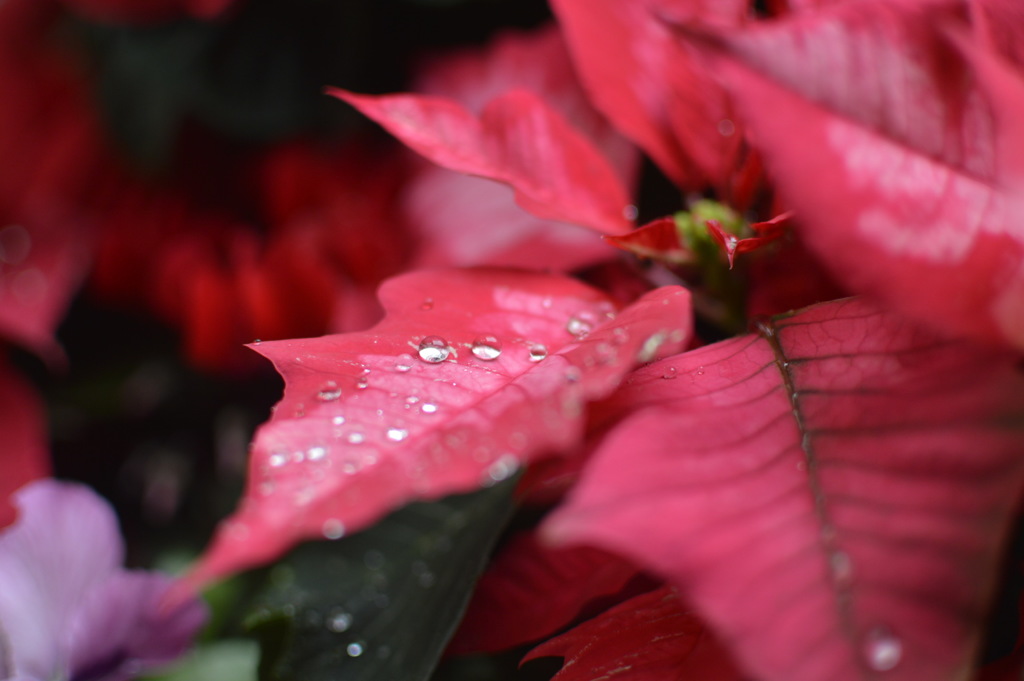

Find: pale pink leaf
675;1;1024;348
546;297;1024;681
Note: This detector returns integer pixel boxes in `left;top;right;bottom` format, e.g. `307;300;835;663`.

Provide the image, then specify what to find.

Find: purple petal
67;572;207;681
0;480;124;681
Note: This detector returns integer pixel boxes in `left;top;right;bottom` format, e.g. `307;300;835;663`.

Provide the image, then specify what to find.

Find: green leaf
245;480;516;681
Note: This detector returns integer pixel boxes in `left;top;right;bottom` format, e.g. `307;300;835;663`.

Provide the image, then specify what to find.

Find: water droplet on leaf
346;642;364;657
528;344;548;362
637;332;668;362
830;551;853;585
418;336;450;363
327;610;352;632
316;381;342;401
662;366;678;379
471;335;502;360
386;427;408;442
485;454;519;484
347;432;365;445
421;403;438;414
322;519;346;540
566;315;595;339
863;626;902;671
395;354;414;372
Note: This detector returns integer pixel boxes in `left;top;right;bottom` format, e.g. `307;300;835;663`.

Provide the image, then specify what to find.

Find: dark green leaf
245;480;516;681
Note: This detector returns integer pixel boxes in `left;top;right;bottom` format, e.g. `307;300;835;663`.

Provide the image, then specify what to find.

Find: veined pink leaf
449;531;645;654
185;269;691;586
675;1;1024;349
546;298;1024;681
331;88;633;236
0;360;50;529
550;0;748;192
523;585;742;681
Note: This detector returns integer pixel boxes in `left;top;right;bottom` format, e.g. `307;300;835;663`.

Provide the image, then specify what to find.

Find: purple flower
0;480;207;681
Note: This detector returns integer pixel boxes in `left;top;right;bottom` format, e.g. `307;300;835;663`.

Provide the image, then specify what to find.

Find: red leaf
605;217;695;265
330;88;634;236
546;298;1024;681
184;269;691;586
706;211;791;268
676;2;1024;349
449;531;645;654
550;0;748;191
0;360;50;529
524;585;743;681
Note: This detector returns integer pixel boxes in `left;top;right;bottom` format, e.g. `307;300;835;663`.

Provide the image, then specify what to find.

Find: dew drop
420;298;434;311
863;626;902;671
637;332;668;362
332;415;346;426
485;454;520;484
386;427;409;442
662;366;678;380
566;315;594;339
327;610;352;632
830;550;853;585
623;204;639;221
316;381;342;401
471;335;502;361
417;336;450;363
696;366;705;376
307;446;327;461
355;376;369;390
346;642;364;657
322;519;346;540
268;452;288;467
395;354;415;372
421;403;438;414
718;118;736;137
564;367;582;383
528;344;548;362
347;432;365;445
